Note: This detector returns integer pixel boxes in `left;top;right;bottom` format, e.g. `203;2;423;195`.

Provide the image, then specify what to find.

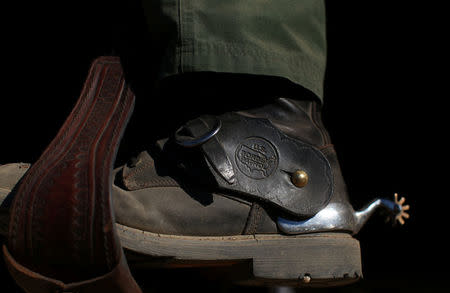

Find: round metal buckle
174;117;222;147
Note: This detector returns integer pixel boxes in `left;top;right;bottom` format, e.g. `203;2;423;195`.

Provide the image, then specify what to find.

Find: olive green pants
142;0;326;101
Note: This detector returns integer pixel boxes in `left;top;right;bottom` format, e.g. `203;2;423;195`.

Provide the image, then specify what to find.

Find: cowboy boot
2;57;142;293
108;90;409;287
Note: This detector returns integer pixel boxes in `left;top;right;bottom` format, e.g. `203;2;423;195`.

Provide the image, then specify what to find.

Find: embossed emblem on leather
235;137;278;179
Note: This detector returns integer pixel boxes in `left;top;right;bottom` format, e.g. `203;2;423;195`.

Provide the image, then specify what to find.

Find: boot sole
117;223;362;287
0;212;362;287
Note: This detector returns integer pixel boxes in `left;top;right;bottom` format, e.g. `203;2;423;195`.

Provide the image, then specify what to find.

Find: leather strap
174;112;334;218
175;116;235;184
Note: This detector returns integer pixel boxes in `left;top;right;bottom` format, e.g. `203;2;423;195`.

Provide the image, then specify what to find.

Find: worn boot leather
112;97;348;236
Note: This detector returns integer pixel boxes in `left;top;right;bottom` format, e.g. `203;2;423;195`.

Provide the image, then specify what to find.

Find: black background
0;1;447;292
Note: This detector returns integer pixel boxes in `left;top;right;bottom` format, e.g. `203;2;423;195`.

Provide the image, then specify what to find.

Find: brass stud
292;170;308;188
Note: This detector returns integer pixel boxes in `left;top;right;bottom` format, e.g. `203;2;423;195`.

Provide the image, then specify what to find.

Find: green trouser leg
141;0;327;101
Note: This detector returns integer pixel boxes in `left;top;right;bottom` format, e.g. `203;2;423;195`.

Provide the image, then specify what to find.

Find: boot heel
247;234;361;287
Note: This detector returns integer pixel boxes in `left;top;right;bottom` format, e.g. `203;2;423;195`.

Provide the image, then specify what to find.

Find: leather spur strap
4;57;142;293
175;113;334;218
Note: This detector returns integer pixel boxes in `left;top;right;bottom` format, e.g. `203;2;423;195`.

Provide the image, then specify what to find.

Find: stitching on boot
123;160;155;182
319;144;334;150
132;177;179;190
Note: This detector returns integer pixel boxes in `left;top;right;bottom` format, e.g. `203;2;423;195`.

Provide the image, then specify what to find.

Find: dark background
0;1;446;292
